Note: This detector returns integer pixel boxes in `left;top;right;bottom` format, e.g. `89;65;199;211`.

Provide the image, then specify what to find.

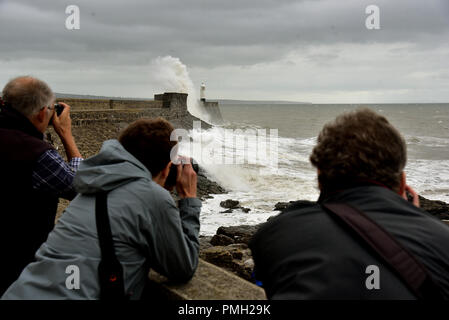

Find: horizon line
54;92;449;105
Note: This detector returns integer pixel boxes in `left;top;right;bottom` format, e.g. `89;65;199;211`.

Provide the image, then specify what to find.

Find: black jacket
250;184;449;299
0;106;58;295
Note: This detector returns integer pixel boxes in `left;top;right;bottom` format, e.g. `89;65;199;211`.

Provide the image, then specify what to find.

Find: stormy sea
193;103;449;235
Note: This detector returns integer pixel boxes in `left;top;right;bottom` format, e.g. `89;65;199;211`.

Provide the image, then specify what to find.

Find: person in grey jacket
2;118;201;300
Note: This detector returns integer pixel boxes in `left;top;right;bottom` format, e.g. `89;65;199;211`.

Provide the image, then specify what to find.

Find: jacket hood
73;139;152;194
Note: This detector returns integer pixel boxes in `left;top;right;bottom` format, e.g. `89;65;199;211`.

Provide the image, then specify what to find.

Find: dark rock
210;234;235;246
274;197;449;220
419;196;449;220
216;224;263;245
197;172;226;200
199;245;253;281
273;201;296;211
200;246;234;266
219;199;251;213
199;236;213;251
274;200;315;211
220;199;240;209
267;214;280;222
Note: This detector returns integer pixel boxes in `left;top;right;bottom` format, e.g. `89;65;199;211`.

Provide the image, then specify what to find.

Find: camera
54;103;64;116
165;158;199;188
49;103;65;125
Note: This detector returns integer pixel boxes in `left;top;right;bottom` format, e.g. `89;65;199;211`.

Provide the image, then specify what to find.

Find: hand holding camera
51;102;72;138
167;157;198;199
51;102;82;159
403;185;420;208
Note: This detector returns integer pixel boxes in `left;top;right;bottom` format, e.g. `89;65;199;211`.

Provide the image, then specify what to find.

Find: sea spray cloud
170;121;279;175
149;55;210;122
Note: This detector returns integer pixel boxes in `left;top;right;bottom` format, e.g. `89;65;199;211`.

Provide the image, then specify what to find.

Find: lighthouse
200;83;206;102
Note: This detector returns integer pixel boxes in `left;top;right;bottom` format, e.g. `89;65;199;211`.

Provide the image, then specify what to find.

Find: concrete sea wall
52;93;208;158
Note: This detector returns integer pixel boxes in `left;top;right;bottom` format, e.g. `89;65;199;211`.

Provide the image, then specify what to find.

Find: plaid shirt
32;149;83;200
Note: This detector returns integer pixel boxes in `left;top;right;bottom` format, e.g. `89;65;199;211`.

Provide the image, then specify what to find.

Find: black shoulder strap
322;202;444;300
95;192;128;300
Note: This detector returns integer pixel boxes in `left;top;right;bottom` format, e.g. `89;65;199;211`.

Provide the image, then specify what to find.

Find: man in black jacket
0;76;82;294
250;108;449;299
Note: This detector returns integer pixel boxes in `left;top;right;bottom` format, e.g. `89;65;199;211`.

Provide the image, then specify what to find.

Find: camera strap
322;202;445;300
95;191;128;300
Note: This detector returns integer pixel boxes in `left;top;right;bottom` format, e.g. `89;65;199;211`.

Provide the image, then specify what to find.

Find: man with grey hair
0;76;83;294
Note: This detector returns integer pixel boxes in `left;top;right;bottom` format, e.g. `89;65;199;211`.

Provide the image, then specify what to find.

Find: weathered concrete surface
57;97;163;110
147;259;266;300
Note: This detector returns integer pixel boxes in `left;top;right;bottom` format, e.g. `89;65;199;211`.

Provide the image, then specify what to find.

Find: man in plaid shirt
32;147;83;200
0;76;83;294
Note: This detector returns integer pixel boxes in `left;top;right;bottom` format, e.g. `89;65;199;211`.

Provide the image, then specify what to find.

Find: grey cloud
1;0;449;102
1;0;449;68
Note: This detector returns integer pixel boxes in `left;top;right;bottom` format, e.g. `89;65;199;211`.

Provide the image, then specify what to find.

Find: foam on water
406;159;449;203
184;126;319;235
193;126;449;236
405;135;449;148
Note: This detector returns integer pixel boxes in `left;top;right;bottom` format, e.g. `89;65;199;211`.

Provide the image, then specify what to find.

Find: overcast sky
1;0;449;103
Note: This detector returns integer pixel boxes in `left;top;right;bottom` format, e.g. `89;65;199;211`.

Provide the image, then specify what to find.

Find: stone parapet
147;259;266;300
57;98;163;110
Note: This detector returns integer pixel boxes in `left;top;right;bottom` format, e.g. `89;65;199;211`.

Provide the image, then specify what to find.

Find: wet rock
267;214;280;222
274;200;315;211
274;201;296;211
220;199;240;209
199;244;253;281
197;172;226;200
419;196;449;220
200;246;234;266
219;199;251;213
216;224;263;245
199;236;213;251
274;197;449;220
211;234;235;246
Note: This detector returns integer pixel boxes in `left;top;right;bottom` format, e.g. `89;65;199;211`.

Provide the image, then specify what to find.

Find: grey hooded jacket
2;139;201;300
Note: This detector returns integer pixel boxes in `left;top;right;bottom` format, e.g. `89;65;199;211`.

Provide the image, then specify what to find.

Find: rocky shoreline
198;194;449;284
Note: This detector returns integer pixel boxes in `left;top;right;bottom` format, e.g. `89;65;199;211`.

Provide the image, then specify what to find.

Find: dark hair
118;117;177;176
310;108;407;191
